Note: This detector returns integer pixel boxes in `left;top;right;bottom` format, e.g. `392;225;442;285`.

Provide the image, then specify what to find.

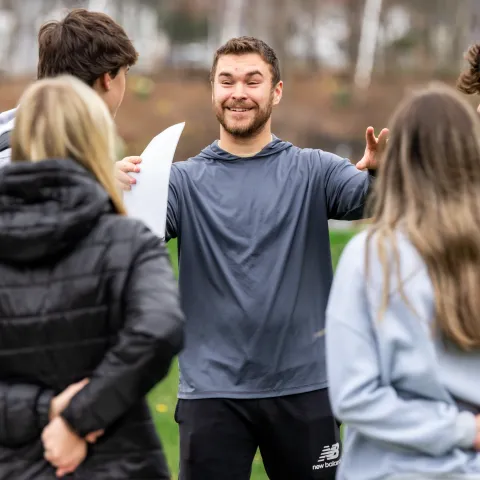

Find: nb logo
317;442;340;462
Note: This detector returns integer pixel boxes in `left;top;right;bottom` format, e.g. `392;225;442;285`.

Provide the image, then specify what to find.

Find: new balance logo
312;443;340;470
318;443;340;462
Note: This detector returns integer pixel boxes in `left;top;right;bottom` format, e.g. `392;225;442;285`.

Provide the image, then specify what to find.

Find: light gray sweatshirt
326;230;480;479
0;108;15;168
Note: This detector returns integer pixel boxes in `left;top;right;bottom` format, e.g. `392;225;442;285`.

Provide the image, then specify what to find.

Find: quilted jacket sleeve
61;224;184;436
0;383;53;447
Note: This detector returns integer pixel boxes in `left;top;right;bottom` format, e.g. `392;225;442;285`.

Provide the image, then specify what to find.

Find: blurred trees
151;0;477;82
0;0;478;86
376;0;475;77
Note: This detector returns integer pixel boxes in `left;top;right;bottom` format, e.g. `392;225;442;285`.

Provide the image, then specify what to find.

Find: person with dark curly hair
457;44;480;105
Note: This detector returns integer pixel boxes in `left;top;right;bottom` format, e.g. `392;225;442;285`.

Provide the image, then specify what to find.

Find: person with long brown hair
0;75;184;479
325;82;480;479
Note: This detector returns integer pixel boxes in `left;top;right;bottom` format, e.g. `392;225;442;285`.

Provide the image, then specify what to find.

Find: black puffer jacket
0;159;184;479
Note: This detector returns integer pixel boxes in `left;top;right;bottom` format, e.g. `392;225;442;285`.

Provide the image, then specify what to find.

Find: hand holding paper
123;122;185;239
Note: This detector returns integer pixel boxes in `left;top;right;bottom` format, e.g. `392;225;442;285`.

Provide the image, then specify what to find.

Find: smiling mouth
226;107;252;112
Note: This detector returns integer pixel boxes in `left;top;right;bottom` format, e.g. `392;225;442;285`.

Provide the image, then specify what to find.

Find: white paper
123;122;185;239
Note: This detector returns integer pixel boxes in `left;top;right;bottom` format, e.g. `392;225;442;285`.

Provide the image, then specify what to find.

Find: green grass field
147;230;357;479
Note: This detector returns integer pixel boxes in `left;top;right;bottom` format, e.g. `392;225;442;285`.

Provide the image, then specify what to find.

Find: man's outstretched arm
323;126;388;220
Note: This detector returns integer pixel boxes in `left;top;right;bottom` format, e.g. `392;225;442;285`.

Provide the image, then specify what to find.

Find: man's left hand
355;126;389;171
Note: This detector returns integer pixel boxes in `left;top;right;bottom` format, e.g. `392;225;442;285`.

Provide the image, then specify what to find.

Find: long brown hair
11;75;126;215
367;82;480;351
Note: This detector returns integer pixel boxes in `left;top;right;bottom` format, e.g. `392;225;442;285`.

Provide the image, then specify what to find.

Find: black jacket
0;159;184;479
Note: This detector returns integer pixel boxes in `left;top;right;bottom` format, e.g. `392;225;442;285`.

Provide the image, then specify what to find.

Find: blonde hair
367;82;480;351
11;75;126;214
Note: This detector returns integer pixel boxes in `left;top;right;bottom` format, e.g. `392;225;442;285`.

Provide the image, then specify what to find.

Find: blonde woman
326;84;480;479
0;75;184;479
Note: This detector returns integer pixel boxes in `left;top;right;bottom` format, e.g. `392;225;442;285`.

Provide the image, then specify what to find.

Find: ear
273;81;283;106
94;72;112;93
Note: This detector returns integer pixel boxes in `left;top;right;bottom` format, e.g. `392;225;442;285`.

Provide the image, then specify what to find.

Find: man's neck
218;127;273;157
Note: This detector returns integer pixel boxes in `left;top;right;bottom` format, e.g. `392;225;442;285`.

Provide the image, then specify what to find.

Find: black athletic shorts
174;388;341;480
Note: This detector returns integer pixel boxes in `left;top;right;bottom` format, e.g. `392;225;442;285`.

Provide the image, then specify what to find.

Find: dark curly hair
457;44;480;95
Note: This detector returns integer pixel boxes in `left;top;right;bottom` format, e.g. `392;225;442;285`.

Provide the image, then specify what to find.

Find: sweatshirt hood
0;158;112;264
197;135;293;161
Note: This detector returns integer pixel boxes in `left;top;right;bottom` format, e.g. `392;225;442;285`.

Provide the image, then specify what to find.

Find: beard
214;93;273;138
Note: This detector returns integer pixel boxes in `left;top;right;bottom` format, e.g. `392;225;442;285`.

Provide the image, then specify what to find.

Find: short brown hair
210;36;281;86
37;9;138;86
457;43;480;95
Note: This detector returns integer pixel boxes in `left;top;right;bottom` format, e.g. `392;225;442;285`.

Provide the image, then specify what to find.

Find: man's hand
355;126;389;171
115;156;142;191
42;416;87;478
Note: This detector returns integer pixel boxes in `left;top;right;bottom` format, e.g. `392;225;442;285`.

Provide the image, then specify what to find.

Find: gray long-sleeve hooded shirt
166;136;373;399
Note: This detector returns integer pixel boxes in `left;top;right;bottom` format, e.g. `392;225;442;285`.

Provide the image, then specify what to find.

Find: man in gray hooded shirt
117;37;388;480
